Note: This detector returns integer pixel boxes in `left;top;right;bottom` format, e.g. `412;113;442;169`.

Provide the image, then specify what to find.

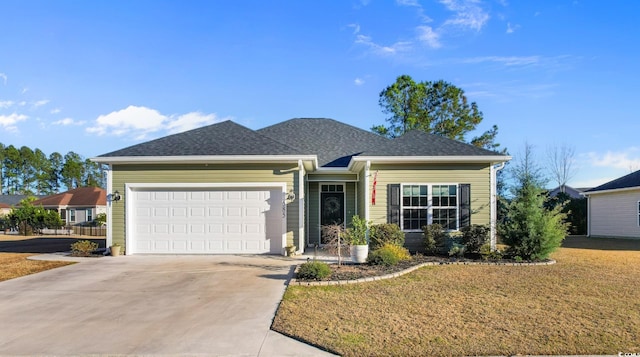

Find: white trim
364;161;371;223
124;182;288;256
92;155;318;167
298;160;305;254
582;186;640;196
106;166;113;247
349;155;511;169
637;200;640;228
400;183;460;232
490;162;506;249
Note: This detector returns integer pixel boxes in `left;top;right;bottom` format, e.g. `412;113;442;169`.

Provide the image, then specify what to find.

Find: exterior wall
306;180;356;247
589;189;640;238
366;163;492;252
111;163;299;252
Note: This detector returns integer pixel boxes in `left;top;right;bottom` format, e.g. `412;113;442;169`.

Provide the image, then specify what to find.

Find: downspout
297;160;305;254
106;165;113;248
490;162;506;250
364;161;371;242
586;194;591;237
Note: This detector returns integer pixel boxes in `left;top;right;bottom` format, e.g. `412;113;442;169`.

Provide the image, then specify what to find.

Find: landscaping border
290;259;556;286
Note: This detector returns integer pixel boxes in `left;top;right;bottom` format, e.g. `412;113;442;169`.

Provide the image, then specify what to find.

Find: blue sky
1;0;639;188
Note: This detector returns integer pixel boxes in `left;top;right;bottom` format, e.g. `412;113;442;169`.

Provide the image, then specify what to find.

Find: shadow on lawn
0;236;106;254
561;235;640;251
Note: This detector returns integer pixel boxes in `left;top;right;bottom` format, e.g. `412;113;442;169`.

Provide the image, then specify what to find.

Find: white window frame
86;209;93;222
400;183;459;232
69;209;76;223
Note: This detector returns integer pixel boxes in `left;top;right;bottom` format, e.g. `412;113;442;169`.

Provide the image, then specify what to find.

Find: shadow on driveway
0;236;106;253
562;235;640;251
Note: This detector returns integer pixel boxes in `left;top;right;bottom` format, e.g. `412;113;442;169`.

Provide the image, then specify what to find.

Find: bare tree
546;143;576;193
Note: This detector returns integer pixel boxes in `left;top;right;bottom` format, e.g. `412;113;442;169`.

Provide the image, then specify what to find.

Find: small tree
8;197;38;236
500;144;569;260
321;224;349;265
94;212;107;226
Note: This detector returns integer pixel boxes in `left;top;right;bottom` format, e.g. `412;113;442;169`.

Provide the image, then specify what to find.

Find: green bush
369;223;405;250
460;225;490;254
368;243;411;266
70;240;98;257
448;242;466;257
423;224;449;254
297;261;331;280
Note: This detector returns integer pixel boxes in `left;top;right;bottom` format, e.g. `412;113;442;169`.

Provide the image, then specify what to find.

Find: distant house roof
96;118;509;168
0;202;10;209
548;185;590;199
31;187;106;207
585;170;640;194
0;195;47;207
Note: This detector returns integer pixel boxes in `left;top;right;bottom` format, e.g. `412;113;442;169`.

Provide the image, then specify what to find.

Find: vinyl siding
589;189;640;238
366;163;492;252
111;163;299;251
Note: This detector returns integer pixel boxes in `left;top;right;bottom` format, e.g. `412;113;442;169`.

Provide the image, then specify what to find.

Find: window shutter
460;184;471;228
388;184;401;225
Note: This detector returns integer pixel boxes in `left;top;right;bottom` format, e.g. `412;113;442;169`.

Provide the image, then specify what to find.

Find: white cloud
347;23;360;34
53;117;85;126
50;108;61;114
0;100;14;108
21;87;28;94
440;0;490;31
396;0;420;6
506;22;519;34
0;113;28;131
33;99;49;107
588;148;640;171
0;73;6;85
87;105;222;140
416;26;441;48
460;55;542;66
166;112;218;134
355;34;412;56
18;101;26;106
354;78;365;86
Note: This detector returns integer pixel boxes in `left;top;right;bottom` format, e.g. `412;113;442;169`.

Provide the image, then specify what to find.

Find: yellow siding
367;163;492;226
111;163;299;251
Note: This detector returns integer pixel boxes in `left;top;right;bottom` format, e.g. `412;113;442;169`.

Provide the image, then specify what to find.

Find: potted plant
285;244;297;257
342;215;369;263
110;242;122;256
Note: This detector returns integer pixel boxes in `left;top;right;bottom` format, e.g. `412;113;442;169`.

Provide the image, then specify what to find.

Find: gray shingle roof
361;129;503;157
0;195;47;206
585;170;640;193
258;118;391;167
98;120;303;157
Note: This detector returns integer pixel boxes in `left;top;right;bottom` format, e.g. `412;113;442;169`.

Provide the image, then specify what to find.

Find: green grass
272;236;640;356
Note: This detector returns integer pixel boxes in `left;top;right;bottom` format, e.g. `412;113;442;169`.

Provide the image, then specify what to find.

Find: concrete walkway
0;254;336;356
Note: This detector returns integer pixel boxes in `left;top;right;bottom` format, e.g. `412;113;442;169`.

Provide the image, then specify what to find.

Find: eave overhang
91;155;318;171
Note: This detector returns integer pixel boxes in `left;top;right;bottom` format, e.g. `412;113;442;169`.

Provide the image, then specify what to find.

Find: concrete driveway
0;255;334;356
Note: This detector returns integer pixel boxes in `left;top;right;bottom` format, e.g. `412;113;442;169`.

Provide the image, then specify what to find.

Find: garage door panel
132;187;283;254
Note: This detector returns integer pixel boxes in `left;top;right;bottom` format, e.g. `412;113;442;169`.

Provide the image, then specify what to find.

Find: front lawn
272;236;640;356
0;253;73;282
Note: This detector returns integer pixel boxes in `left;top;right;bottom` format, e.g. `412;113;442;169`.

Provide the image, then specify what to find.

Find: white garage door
131;187;284;254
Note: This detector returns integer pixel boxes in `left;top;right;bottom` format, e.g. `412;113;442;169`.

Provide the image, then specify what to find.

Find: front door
320;184;345;244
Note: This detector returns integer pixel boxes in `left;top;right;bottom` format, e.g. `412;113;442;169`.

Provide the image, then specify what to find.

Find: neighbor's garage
129;186;284;254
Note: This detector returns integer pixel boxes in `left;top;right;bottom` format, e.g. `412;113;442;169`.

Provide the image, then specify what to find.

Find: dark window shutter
388;184;401;225
459;184;471;228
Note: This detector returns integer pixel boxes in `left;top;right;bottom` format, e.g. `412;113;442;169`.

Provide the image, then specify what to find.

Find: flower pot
285;245;297;257
110;245;121;256
350;244;369;264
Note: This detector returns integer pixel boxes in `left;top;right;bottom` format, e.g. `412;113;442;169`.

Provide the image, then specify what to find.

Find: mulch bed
301;254;548;281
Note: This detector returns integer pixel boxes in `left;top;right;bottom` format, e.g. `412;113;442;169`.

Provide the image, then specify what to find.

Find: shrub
369;223;405;250
71;240;98;257
479;243;492;261
342;215;369;245
460;225;490;254
423;224;450;254
448;242;466;257
368;243;411;266
297;261;331;280
321;224;349;265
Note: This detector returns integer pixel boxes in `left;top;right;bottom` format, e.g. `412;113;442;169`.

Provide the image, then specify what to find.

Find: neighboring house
548;185;590;199
583;170;640;239
0;202;11;217
0;194;48;216
31;187;107;226
93;118;510;255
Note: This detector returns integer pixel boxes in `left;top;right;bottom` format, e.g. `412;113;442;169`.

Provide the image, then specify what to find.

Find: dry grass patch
0;253;73;282
273;237;640;356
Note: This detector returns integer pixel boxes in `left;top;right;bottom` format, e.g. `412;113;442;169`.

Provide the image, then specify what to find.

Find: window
86;209;93;222
399;184;460;231
402;185;428;230
432;185;458;230
69;209;76;223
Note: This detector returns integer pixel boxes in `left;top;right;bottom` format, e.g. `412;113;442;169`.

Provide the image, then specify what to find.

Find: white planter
350;245;369;264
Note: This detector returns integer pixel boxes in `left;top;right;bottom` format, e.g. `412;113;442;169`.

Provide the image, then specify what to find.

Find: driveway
0;254;334;356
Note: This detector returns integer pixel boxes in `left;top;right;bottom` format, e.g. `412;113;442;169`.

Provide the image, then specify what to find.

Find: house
30;187;107;226
583;170;640;239
548;185;590;200
0;202;11;217
93;118;510;255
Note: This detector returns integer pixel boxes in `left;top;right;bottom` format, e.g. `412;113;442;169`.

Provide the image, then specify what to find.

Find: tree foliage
499;144;568;260
373;74;502;151
7;197;64;236
0;144;104;194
